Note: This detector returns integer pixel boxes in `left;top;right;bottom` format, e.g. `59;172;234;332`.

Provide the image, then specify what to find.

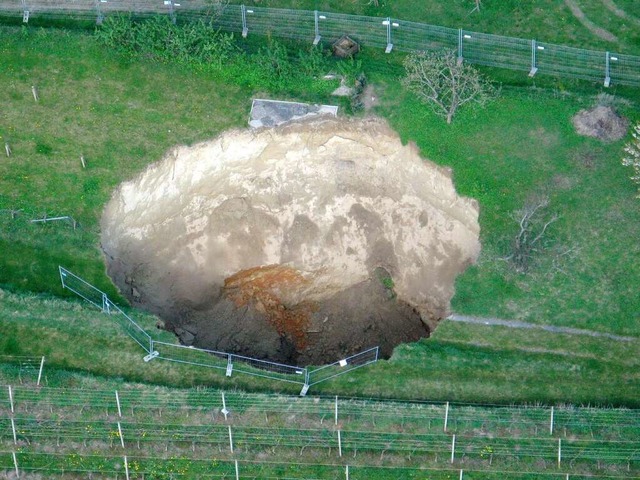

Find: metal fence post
226;354;233;377
457;29;463;63
313;10;321;45
384;17;393;53
604;51;611;87
102;294;110;314
95;0;103;25
300;369;310;396
241;5;248;38
529;39;538;77
166;0;176;25
550;406;554;435
21;0;29;23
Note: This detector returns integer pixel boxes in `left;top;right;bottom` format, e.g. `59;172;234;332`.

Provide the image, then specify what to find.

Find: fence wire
1;2;638;86
58;266;379;393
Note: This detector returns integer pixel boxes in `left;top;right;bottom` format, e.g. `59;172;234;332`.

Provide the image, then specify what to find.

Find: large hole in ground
101;117;480;366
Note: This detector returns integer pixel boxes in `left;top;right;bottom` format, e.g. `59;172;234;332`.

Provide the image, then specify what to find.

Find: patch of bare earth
572;105;629;141
101;117;480;365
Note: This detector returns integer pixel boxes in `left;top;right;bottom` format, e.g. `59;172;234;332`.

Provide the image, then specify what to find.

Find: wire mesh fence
58;266;379;394
1;1;638;86
2;382;640;477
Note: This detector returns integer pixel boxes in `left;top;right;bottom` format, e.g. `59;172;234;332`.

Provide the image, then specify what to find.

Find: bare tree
507;195;559;273
470;0;482;12
622;122;640;198
402;50;495;124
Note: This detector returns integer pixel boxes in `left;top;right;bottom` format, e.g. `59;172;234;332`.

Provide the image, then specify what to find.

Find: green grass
0;19;639;409
2;288;639;406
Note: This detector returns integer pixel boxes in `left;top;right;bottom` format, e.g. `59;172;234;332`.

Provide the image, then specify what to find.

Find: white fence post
124;455;130;480
11;418;17;445
37;356;45;386
12;451;19;478
335;395;338;425
558;438;562;467
457;29;463;63
338;430;342;457
117;422;125;449
459;469;464;480
451;434;456;463
345;465;349;480
235;459;239;480
529;39;538;77
313;10;321;45
241;5;248;38
604;51;611;87
550;406;554;435
384;17;393;53
226;354;233;377
228;425;234;453
221;392;229;420
444;401;449;432
8;385;14;414
115;390;122;418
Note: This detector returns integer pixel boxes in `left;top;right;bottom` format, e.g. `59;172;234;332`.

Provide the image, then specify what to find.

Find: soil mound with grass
101;117;480;365
572;105;629;141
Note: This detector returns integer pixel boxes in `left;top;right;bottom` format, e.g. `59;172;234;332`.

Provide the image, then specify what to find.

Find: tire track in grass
601;0;640;26
564;0;618;42
447;314;637;342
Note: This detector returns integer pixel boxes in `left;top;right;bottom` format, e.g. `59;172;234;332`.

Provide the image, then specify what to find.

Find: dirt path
601;0;640;25
564;0;618;42
448;314;637;342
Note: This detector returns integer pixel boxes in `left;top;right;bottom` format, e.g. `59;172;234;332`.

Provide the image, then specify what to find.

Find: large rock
101;117;480;365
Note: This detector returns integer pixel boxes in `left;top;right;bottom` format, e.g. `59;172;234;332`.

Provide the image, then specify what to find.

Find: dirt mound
101;117;480;365
572;105;629;141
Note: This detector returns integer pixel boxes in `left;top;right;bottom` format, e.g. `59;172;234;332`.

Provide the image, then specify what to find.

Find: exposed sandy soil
101;117;480;365
572;105;629;141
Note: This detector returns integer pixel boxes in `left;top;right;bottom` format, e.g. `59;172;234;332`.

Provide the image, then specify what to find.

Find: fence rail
58;266;379;394
1;1;639;86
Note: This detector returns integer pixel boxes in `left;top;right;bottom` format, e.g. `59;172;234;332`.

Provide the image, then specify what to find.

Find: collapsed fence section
1;1;639;86
58;266;379;394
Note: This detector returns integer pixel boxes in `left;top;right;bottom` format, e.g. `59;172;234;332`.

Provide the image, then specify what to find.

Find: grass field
0;1;639;409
